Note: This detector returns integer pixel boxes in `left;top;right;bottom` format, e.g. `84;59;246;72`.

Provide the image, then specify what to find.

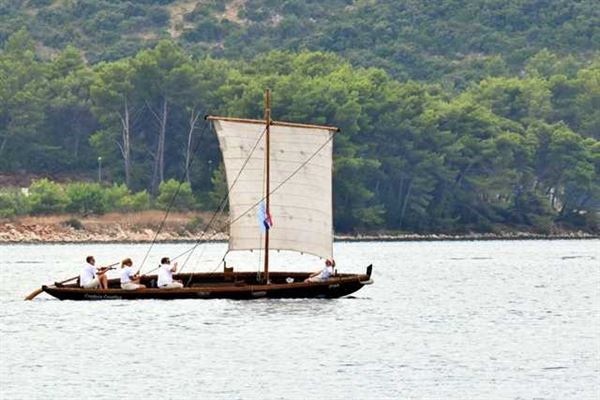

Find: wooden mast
264;89;271;284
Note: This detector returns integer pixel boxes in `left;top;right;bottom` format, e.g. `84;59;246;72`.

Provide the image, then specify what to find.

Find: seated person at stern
80;255;109;289
120;258;146;290
157;257;184;289
305;259;336;283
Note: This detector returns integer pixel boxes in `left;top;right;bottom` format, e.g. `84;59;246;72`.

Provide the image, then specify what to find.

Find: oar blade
24;287;44;301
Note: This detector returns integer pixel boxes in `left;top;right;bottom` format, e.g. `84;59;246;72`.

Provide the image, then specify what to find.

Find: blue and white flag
258;201;273;232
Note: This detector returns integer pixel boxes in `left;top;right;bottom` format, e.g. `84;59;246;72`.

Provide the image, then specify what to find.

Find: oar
97;263;119;274
24;262;119;301
24;274;78;301
24;288;44;301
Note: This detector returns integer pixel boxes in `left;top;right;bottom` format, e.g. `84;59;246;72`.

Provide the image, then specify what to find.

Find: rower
120;258;146;290
304;259;335;282
157;257;184;289
80;256;109;289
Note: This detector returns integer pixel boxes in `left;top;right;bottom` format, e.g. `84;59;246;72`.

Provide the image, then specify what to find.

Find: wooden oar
24;287;44;301
24;262;119;301
24;274;78;300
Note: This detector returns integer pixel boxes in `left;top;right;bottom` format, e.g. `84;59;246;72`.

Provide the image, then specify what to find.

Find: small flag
258;201;273;232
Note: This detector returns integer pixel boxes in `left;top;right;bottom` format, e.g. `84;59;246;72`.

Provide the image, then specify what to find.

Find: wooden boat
42;268;373;300
35;89;373;301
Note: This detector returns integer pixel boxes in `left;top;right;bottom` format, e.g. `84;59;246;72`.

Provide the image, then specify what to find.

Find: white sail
212;119;335;260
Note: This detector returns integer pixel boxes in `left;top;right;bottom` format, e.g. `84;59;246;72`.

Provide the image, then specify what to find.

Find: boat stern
361;264;374;285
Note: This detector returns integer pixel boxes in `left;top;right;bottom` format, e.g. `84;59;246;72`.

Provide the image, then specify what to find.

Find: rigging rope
136;119;210;274
138;122;335;282
171;129;337;274
175;124;268;274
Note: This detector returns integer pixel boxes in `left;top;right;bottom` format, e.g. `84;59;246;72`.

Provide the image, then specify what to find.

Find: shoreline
1;212;597;244
0;233;597;245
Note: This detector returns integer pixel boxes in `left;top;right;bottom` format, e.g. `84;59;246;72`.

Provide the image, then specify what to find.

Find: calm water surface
0;240;598;399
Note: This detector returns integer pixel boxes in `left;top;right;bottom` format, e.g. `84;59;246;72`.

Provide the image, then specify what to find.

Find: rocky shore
0;212;597;243
0;221;229;243
335;231;599;241
0;212;228;244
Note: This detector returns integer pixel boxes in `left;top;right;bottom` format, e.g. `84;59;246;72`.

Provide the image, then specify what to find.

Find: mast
264;89;271;283
209;95;337;263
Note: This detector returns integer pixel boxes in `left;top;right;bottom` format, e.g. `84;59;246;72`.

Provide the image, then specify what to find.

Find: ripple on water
0;240;598;399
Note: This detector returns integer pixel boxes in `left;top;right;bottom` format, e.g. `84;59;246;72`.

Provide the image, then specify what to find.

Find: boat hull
41;269;373;301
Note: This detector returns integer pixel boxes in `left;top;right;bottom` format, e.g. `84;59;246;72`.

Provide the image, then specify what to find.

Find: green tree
157;179;196;211
131;40;193;194
65;182;106;214
90;58;137;186
44;46;97;167
575;60;600;139
27;179;68;214
0;29;47;170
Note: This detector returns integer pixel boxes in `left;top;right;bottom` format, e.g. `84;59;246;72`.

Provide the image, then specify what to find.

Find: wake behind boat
28;89;374;301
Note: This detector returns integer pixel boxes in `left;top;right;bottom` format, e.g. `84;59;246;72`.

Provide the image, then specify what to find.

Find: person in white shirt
119;258;146;290
80;256;109;289
305;259;336;282
157;257;184;289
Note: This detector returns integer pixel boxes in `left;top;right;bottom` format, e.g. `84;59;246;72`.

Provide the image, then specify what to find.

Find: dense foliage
0;178;191;217
0;0;598;84
0;0;599;234
1;30;598;232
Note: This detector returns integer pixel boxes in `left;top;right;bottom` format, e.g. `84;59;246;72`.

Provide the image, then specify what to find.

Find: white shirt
320;265;334;280
157;263;174;287
120;266;135;284
80;263;97;286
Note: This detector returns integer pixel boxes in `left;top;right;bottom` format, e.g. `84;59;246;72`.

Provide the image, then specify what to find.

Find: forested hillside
0;1;599;233
1;0;598;83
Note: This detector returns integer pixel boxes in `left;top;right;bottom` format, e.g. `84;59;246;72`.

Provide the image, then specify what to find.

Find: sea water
0;240;598;399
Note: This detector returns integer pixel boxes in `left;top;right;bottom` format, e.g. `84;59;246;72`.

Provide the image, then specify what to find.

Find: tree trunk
185;108;200;183
398;179;413;229
72;109;88;161
395;177;404;221
151;147;160;195
0;134;8;157
151;97;168;194
159;98;167;184
120;101;132;187
72;114;80;160
559;200;568;217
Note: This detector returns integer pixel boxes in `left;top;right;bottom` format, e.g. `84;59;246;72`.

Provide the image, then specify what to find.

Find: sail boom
206;115;340;132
